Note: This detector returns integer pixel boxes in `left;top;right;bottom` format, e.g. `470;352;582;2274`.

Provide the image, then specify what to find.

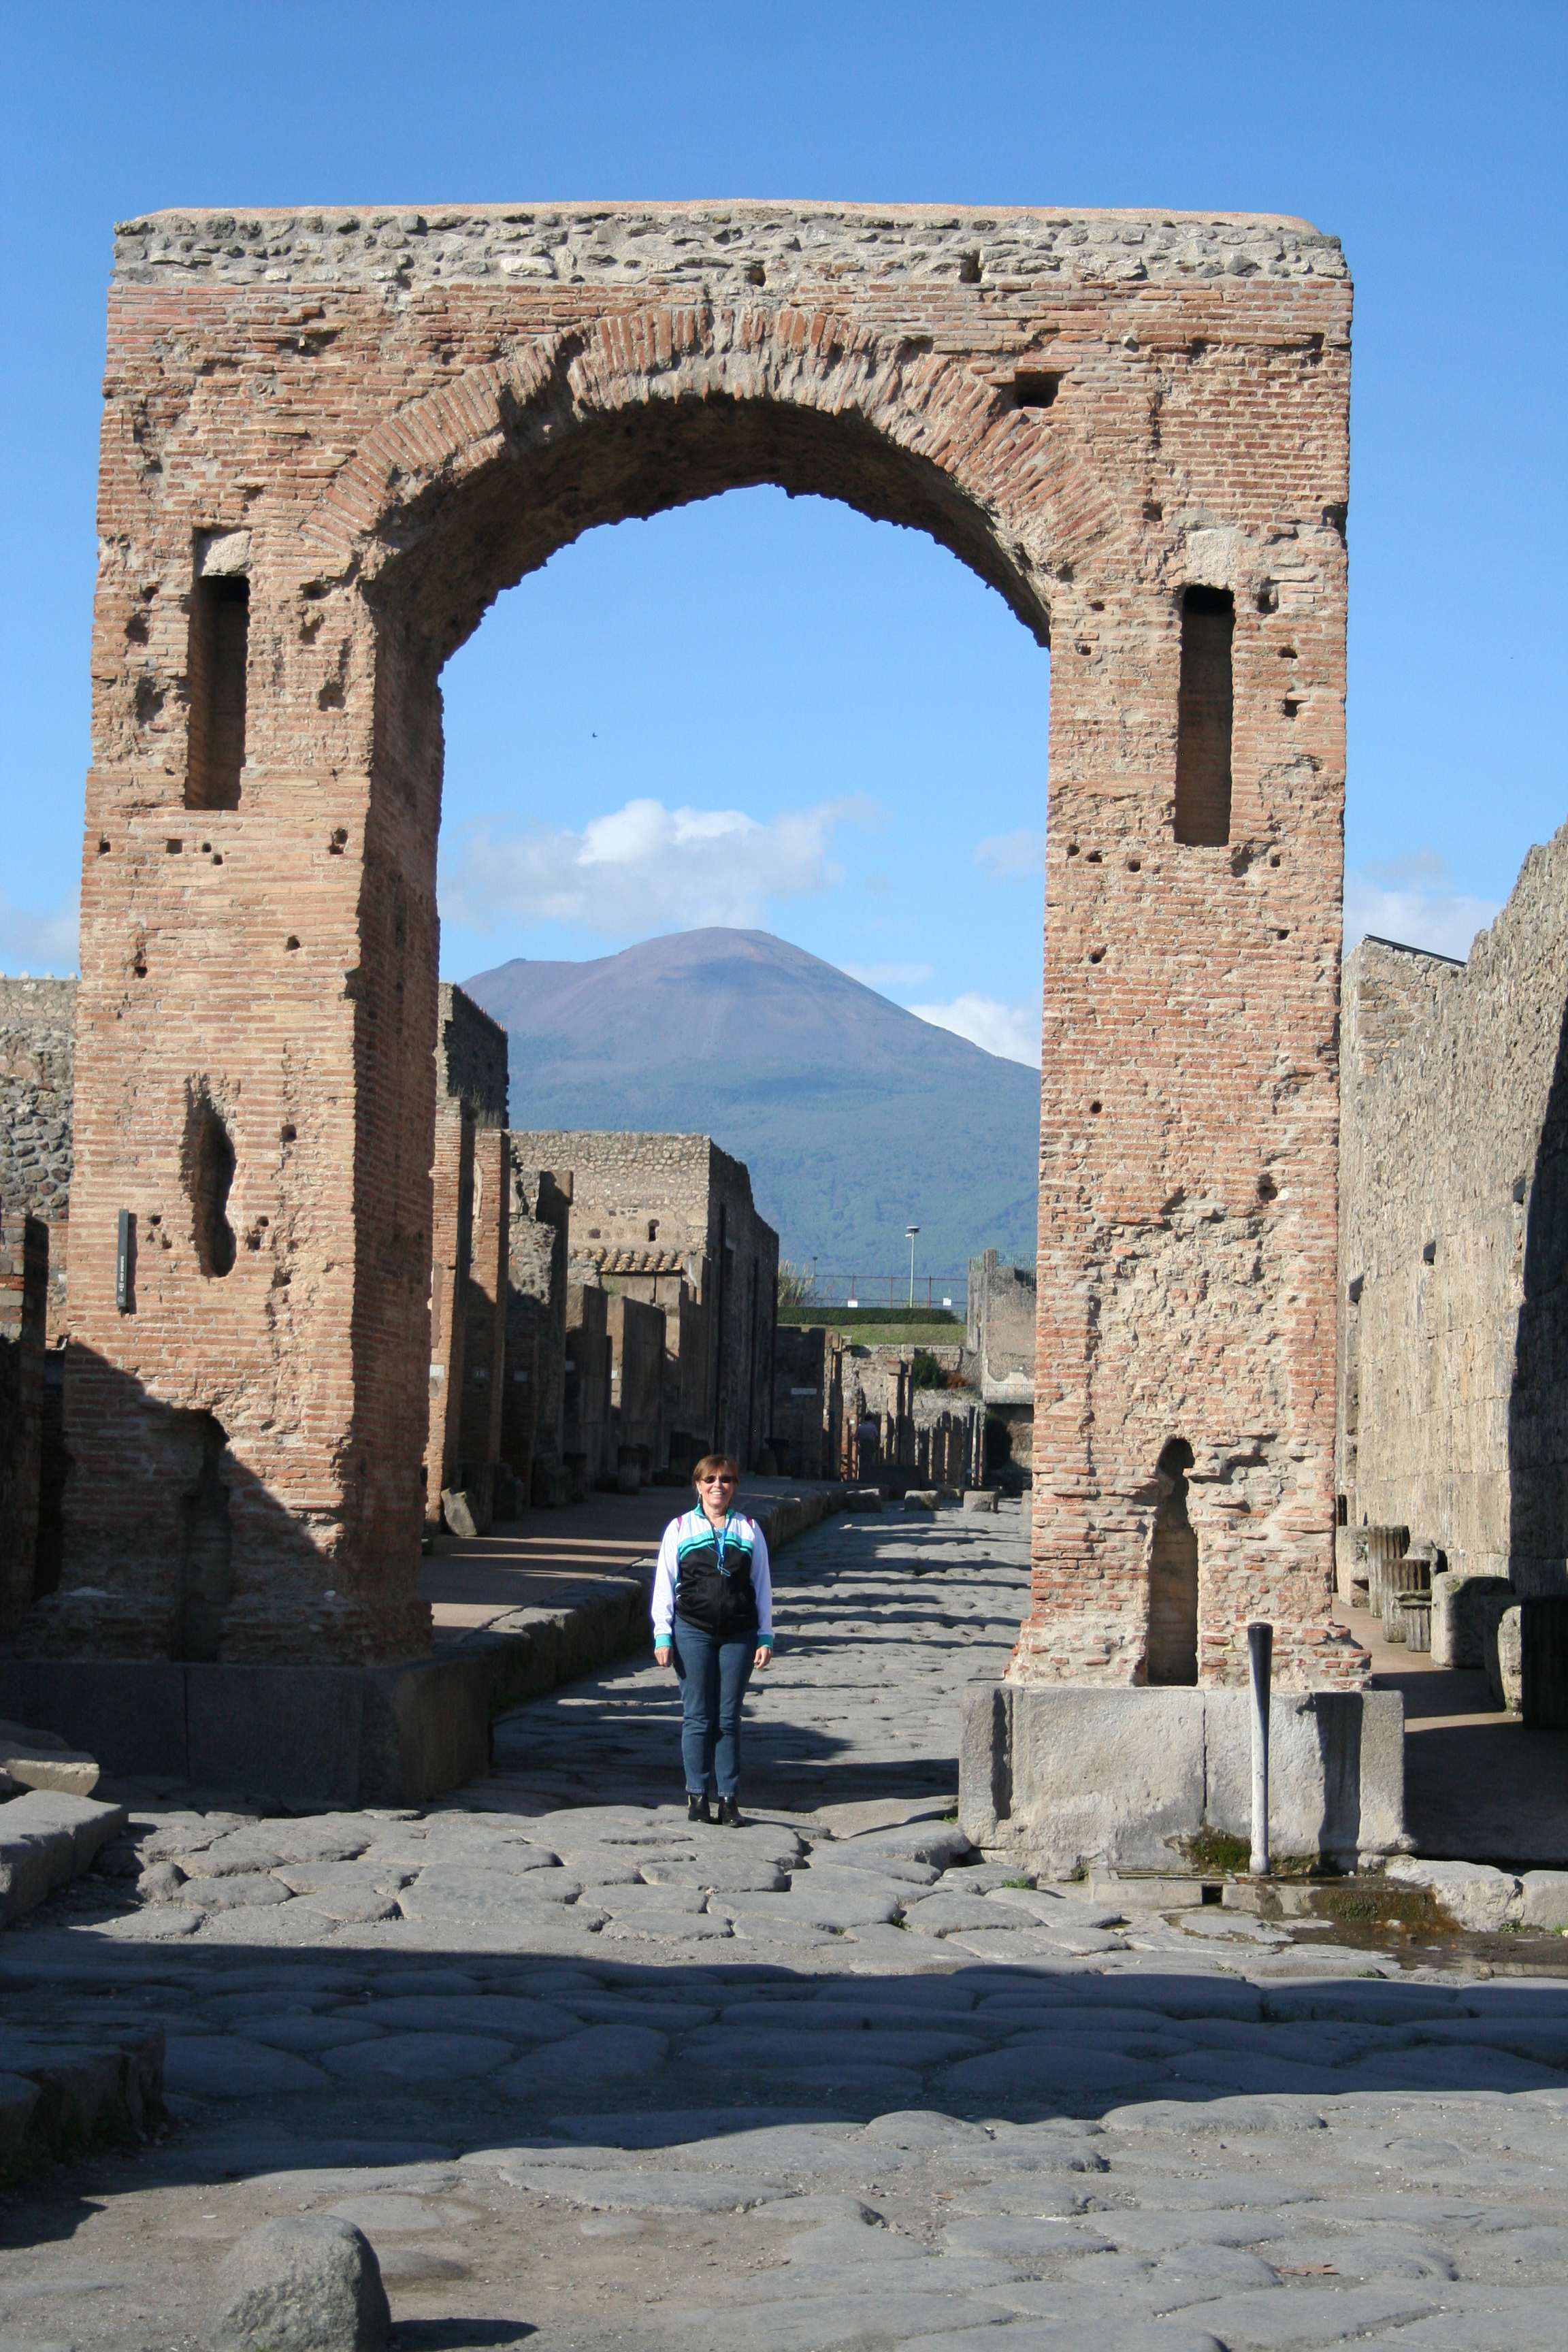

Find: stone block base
0;1656;491;1809
960;1684;1408;1876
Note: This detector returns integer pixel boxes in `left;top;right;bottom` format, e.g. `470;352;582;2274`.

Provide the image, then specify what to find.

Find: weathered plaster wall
1;1215;48;1640
1337;824;1568;1585
57;198;1354;1677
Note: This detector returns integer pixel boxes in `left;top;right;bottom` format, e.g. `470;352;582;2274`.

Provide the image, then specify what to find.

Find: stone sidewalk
2;1500;1567;2351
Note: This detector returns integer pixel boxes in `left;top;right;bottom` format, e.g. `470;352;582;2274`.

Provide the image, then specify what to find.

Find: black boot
687;1792;712;1825
719;1795;744;1827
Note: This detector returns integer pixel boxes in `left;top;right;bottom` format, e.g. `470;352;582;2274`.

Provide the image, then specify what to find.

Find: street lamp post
905;1224;920;1309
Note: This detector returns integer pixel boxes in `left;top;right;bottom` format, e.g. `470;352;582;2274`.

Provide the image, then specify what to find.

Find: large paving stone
721;1885;901;1930
165;2036;332;2097
356;1993;587;2040
321;2032;515;2085
491;2025;668;2097
176;1871;294;1912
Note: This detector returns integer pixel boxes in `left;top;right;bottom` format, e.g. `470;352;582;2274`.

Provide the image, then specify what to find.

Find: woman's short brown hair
691;1454;740;1491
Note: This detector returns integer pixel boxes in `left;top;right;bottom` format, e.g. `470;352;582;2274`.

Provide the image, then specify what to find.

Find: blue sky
2;3;1563;1066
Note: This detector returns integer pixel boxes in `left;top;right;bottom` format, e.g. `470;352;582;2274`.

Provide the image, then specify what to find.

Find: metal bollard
1248;1620;1273;1876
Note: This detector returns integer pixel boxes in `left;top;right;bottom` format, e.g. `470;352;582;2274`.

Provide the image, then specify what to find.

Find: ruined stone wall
436;983;507;1130
0;1215;48;1639
457;1126;508;1520
774;1324;830;1481
1338;824;1568;1585
967;1250;1036;1406
0;978;76;1343
564;1282;610;1488
421;1100;472;1522
513;1130;778;1470
61;199;1352;1677
504;1162;571;1496
606;1291;666;1476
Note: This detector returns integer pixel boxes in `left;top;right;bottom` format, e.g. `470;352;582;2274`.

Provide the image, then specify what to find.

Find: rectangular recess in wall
185;574;249;811
1174;585;1234;846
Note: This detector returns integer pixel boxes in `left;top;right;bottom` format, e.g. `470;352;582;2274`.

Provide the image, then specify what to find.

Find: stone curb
0;1793;129;1927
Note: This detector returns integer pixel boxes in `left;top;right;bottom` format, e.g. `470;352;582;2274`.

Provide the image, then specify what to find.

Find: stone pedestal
960;1683;1408;1878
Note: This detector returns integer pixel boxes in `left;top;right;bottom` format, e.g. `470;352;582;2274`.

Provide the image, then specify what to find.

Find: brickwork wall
457;1126;508;1496
421;1099;472;1520
59;199;1354;1677
436;983;508;1130
0;1215;49;1639
0;977;76;1343
504;1162;571;1494
1338;826;1568;1584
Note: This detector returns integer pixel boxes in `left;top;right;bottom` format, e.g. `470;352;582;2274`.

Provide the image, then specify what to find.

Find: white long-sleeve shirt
651;1508;774;1647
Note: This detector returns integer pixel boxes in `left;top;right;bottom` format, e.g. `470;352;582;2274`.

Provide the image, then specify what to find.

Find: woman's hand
753;1647;772;1670
654;1645;672;1669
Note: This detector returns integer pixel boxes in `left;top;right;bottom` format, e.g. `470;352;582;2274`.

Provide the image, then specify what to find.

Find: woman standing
651;1454;773;1824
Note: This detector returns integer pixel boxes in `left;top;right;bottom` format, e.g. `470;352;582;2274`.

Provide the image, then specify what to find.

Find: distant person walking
854;1412;881;1482
651;1456;773;1825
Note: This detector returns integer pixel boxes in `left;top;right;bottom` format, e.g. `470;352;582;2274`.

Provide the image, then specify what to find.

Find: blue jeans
672;1618;754;1798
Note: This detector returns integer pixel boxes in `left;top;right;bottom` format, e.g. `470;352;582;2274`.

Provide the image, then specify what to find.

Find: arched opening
1148;1436;1198;1686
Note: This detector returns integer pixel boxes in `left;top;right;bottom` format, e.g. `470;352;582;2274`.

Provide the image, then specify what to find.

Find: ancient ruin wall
56;200;1354;1676
1338;824;1568;1581
0;978;76;1342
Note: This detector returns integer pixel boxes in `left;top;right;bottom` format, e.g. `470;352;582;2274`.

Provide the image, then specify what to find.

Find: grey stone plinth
960;1684;1408;1877
0;1655;491;1808
1522;1597;1568;1728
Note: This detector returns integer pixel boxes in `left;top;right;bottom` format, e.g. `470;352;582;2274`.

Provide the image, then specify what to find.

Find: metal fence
785;1271;970;1315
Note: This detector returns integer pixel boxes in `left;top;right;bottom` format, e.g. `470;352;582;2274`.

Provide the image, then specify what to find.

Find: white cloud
1343;851;1499;964
441;794;879;940
975;828;1047;881
0;889;78;975
843;960;933;988
909;992;1041;1068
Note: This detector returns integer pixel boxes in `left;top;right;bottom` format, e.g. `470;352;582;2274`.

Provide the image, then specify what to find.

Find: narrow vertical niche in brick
1174;586;1233;846
188;1102;237;1277
186;574;249;810
1148;1437;1198;1685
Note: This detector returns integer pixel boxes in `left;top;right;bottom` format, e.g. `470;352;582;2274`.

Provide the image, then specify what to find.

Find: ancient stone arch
44;202;1365;1686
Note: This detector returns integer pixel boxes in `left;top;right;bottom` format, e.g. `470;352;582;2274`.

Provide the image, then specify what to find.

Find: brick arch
299;301;1115;669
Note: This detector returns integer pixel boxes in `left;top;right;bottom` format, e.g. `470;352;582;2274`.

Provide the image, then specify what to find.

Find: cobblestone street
3;1501;1567;2351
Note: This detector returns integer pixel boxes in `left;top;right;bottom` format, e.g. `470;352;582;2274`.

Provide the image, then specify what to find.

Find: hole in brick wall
97;837;110;855
133;952;148;978
1322;502;1348;541
329;828;348;853
1337;1493;1349;1526
1066;843;1080;858
1277;928;1290;941
211;853;223;865
1258;1172;1278;1202
1422;1239;1437;1265
1512;1175;1527;1205
185;572;248;811
1088;948;1105;964
176;1409;232;1662
1089;1100;1102;1115
1348;1274;1363;1305
1143;499;1163;521
1256;581;1279;614
165;838;182;855
1085;849;1102;864
1269;853;1281;867
1283;697;1301;718
745;261;766;287
1278;645;1297;661
201;841;211;853
648;1220;659;1241
284;935;300;951
125;611;148;644
1174;586;1234;846
958;251;982;283
1149;1436;1198;1686
186;1100;238;1279
1009;371;1060;409
1127;858;1141;872
280;1124;296;1143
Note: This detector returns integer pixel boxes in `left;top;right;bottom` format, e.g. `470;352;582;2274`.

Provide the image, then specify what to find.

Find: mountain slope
461;929;1039;1276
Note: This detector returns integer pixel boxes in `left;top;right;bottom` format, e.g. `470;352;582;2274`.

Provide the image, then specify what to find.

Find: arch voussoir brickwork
46;200;1365;1694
